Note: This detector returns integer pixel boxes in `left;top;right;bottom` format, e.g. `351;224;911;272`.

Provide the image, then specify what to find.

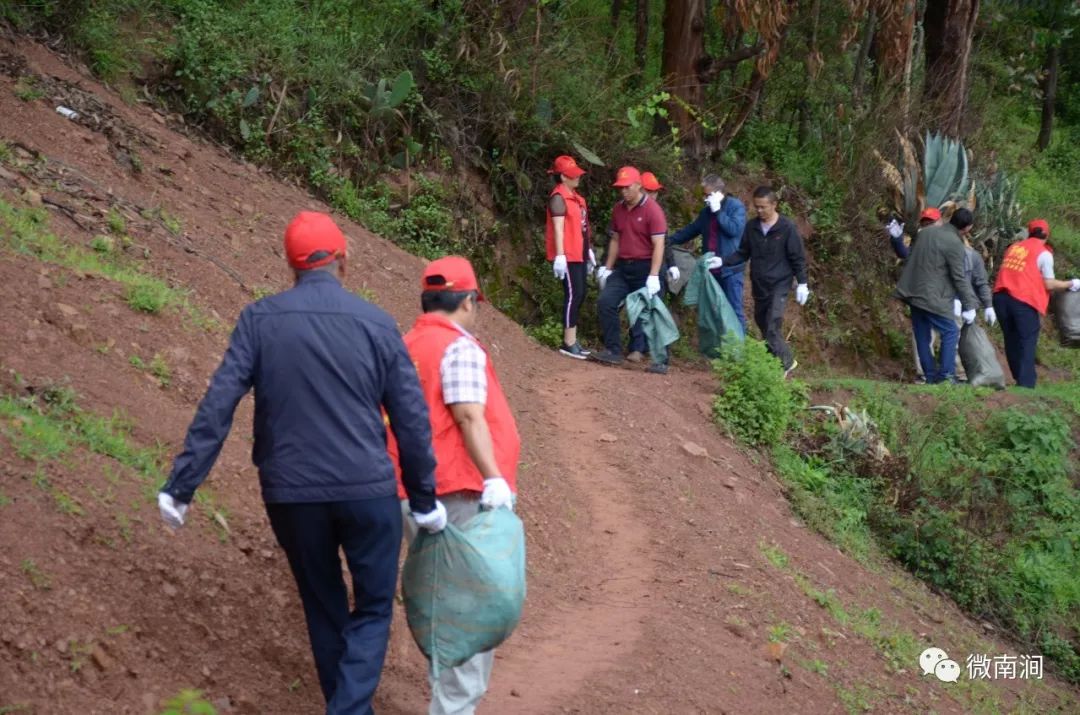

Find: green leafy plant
158;689;217;715
712;339;806;447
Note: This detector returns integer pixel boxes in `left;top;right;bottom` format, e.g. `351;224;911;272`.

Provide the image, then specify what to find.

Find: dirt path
1;36;1077;715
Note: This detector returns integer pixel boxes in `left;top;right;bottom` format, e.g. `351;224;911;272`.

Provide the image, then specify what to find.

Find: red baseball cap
1028;218;1050;239
284;211;347;270
421;256;485;300
641;171;663;192
548;155;586;179
919;207;941;222
612;166;642;188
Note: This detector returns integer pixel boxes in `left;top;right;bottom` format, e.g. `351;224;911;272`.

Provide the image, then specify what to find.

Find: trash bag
1052;291;1080;347
667;246;697;296
958;323;1005;389
401;507;526;675
682;253;745;358
626;287;680;364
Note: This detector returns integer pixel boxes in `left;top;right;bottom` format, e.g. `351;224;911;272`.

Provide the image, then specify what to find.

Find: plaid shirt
440;334;487;405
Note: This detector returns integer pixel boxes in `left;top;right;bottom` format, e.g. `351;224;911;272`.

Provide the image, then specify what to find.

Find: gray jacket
964;246;993;309
895;223;979;317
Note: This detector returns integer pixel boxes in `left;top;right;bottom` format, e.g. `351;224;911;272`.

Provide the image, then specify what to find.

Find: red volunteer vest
545;183;589;262
389;313;520;498
993;238;1051;314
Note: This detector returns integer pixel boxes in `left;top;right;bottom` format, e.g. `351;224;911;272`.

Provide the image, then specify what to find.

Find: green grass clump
712;338;807;447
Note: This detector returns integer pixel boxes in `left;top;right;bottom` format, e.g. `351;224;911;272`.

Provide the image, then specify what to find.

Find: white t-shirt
1036;250;1055;280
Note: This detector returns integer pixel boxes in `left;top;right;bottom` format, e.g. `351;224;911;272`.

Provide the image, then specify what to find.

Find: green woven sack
402;507;526;675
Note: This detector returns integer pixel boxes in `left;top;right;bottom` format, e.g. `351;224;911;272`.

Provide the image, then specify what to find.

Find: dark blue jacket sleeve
890;233;909;260
162;307;257;504
381;335;437;514
669;209;706;246
716;199;746;242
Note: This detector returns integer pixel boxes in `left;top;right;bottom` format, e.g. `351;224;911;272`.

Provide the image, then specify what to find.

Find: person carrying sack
388;256;522;715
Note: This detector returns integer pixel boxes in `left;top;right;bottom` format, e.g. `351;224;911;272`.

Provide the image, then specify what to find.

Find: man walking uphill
895;208;980;384
389;256;521;715
713;186;808;376
157;211;446;715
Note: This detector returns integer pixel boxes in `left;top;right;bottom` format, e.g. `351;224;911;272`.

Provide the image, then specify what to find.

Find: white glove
705;256;723;270
953;299;962;317
886;219;904;239
553;254;568;280
596;266;612;290
646;275;661;296
158;492;188;529
795;284;810;306
1070;278;1080;292
412;501;448;534
666;265;680;283
587;249;597;274
705;191;724;213
961;309;976;325
984;307;997;326
480;477;513;510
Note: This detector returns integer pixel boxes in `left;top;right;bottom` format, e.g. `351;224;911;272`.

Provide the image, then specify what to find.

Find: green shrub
712;339;806;447
123;279;172;314
524;320;563;349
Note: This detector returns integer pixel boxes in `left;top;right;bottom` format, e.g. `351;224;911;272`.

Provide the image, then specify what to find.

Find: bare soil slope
1;38;1076;714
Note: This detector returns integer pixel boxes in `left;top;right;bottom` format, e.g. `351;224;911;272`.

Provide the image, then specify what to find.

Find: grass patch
712;339;807;447
20;558;51;590
0;198;218;330
13;78;44;102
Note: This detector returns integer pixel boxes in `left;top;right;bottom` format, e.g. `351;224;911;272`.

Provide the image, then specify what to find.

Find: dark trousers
561;261;588;330
910;305;960;384
993;291;1041;388
266;496;402;715
753;286;794;369
717;271;747;333
598;259;667;362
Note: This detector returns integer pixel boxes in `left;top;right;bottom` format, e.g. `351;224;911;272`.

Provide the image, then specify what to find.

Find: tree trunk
922;0;980;137
1037;42;1060;151
799;0;822;147
660;0;706;154
852;9;876;106
635;0;649;76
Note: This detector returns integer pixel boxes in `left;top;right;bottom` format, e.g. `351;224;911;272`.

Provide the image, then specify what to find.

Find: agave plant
973;171;1023;276
874;131;974;236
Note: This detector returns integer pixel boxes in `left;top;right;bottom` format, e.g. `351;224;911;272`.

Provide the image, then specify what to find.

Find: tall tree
923;0;981;137
660;0;707;154
635;0;650;76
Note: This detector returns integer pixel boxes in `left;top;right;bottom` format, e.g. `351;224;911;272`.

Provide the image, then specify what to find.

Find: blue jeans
716;270;747;333
910;305;960;384
266;496;402;715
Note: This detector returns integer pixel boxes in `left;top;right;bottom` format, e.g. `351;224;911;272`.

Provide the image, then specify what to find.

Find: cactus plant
973;171;1023;276
875;131;974;237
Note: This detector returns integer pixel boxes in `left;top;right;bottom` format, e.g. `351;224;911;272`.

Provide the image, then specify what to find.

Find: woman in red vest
992;219;1080;387
545;154;595;359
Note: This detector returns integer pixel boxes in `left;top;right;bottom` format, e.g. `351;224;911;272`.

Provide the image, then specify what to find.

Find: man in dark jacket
715;186;808;376
895;208;980;384
158;211;445;715
669;174;747;331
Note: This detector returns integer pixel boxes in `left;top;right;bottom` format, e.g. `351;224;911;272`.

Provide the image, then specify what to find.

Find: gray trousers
401;493;496;715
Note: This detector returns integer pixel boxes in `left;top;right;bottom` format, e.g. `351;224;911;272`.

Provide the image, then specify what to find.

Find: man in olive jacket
895;208;980;384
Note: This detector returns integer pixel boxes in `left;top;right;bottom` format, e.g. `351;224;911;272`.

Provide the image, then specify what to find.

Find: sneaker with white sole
784;359;799;379
558;343;590;360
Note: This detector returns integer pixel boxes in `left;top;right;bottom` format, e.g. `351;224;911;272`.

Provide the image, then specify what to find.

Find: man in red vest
545;155;594;359
392;256;521;715
992;219;1080;387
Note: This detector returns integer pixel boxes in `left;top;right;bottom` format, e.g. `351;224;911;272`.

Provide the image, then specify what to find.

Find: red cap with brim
641;171;663;192
421;256;485;301
920;207;942;222
548;155;586;179
613;166;642;188
285;211;347;270
1028;218;1050;239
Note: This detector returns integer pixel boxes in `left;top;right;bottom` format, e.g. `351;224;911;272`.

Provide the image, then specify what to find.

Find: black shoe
558;343;590;360
646;363;668;375
588;349;624;366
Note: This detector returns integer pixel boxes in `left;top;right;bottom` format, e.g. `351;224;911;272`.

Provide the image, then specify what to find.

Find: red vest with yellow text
389;313;520;498
545;183;589;262
993;238;1051;314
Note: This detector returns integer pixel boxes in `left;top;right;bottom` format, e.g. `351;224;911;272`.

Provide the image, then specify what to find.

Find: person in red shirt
591;166;669;372
545;155;594;359
992;219;1080;387
389;256;521;715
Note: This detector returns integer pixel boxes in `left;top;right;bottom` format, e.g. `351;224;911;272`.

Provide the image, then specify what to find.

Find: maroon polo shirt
609;195;667;261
